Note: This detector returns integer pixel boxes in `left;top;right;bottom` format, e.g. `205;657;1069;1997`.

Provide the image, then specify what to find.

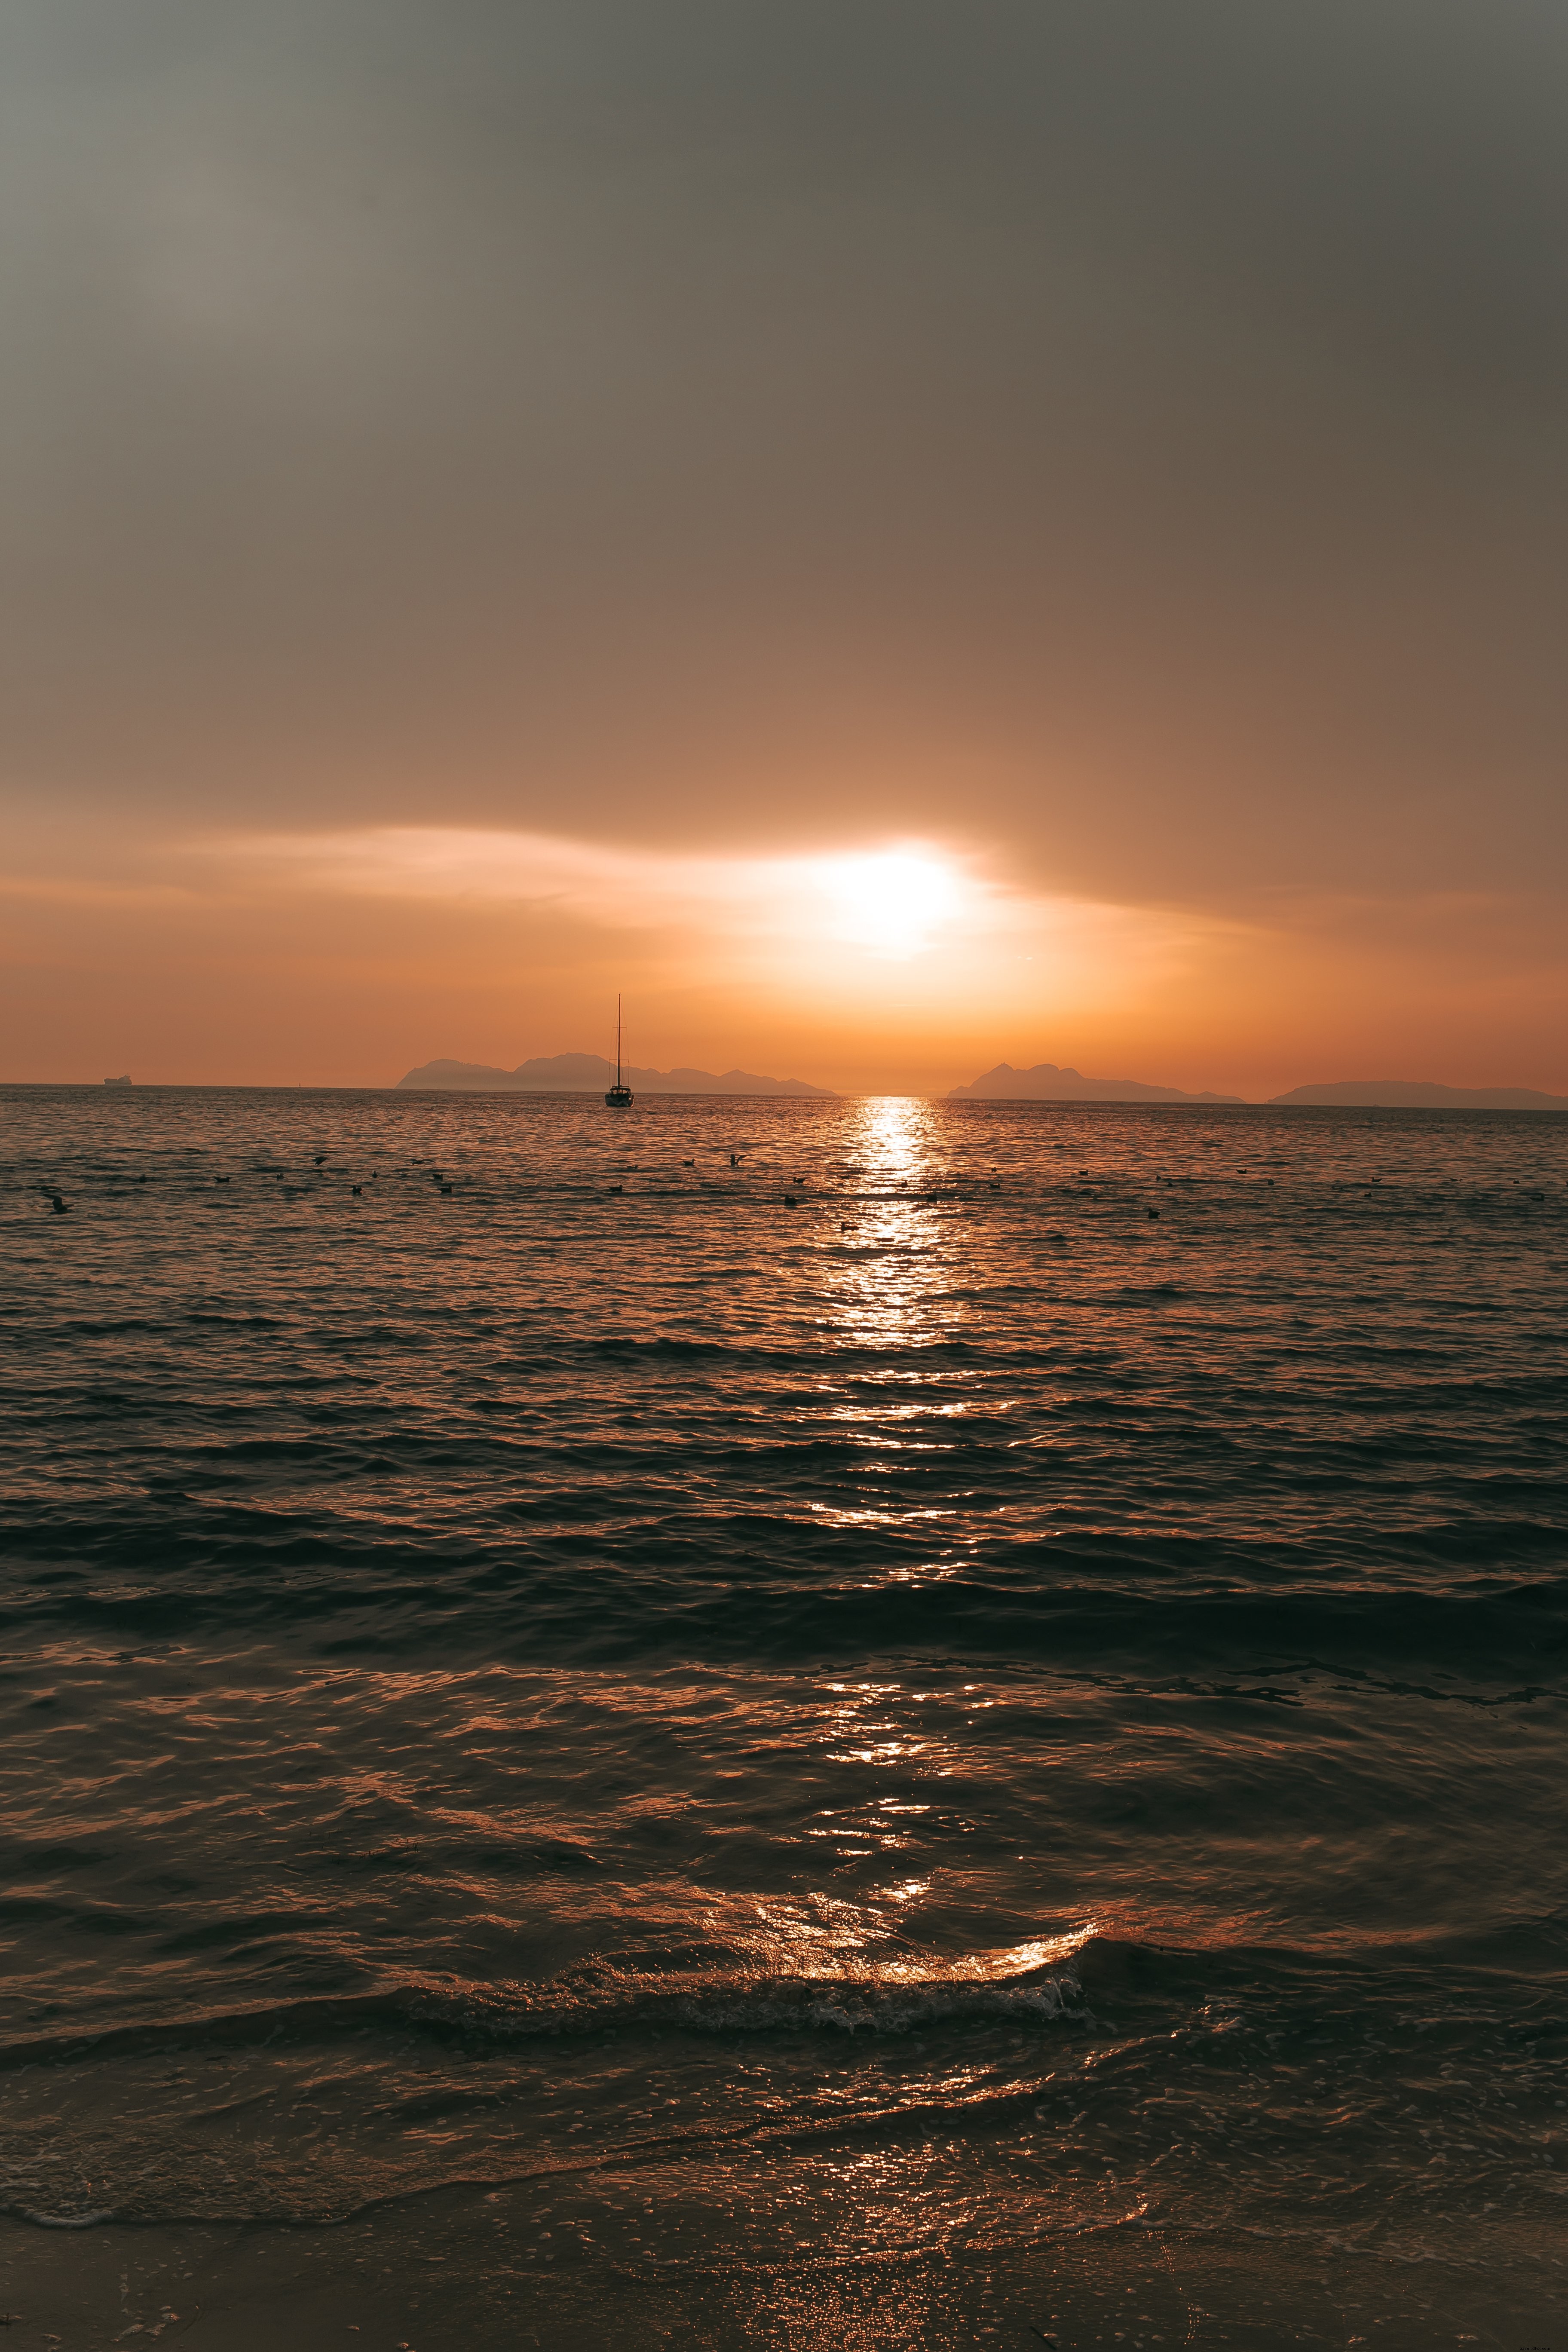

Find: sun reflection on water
828;1096;949;1355
812;1099;980;1593
735;1886;1092;1988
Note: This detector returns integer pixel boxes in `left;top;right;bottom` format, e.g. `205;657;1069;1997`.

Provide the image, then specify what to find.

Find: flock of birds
34;1151;1004;1222
31;1152;1562;1221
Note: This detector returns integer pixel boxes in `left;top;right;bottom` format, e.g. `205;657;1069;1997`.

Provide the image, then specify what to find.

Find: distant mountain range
399;1054;1568;1111
1269;1080;1568;1111
948;1062;1242;1103
398;1054;835;1096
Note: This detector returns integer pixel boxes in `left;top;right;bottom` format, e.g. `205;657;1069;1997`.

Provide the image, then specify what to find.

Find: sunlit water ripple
2;1086;1565;2346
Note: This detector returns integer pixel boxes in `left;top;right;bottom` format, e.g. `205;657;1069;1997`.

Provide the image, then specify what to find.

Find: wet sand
1;2194;1559;2351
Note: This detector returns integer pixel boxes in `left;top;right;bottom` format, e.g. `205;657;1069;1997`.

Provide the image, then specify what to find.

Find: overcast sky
4;0;1565;1089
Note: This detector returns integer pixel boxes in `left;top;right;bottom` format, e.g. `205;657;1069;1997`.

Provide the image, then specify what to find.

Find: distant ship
604;998;634;1109
104;1075;133;1087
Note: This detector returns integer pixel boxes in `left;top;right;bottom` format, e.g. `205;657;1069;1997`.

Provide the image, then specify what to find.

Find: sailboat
604;996;634;1108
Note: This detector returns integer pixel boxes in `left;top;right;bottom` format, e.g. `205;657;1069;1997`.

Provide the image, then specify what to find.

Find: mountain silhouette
1270;1079;1568;1110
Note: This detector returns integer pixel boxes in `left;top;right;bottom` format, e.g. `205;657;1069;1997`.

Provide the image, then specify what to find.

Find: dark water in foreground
3;1085;1566;2350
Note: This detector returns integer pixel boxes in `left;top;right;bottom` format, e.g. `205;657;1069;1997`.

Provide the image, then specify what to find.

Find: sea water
2;1085;1565;2349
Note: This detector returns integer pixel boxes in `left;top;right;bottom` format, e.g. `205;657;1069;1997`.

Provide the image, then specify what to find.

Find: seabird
50;1194;68;1214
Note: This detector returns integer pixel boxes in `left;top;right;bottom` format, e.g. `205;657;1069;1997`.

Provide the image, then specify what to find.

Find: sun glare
222;826;1182;1017
816;851;964;959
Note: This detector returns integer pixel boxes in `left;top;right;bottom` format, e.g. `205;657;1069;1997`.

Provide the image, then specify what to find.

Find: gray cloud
2;0;1564;906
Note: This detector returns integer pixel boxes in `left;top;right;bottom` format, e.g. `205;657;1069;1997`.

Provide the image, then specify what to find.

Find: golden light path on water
815;1096;979;1592
671;1095;1105;2336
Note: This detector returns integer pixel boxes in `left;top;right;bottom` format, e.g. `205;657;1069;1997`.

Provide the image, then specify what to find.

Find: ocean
3;1084;1565;2350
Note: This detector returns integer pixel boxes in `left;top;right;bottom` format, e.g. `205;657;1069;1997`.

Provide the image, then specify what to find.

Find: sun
816;850;965;959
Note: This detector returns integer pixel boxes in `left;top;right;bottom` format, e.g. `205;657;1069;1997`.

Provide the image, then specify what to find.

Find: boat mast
604;993;633;1105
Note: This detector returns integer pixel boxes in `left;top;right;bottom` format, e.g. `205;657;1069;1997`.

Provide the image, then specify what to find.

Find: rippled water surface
3;1085;1566;2348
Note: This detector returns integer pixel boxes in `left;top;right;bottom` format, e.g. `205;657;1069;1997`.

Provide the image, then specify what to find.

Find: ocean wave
0;1952;1092;2076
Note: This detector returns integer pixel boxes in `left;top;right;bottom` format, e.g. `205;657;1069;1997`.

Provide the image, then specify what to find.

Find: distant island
1270;1079;1568;1111
949;1061;1243;1104
946;1064;1568;1111
398;1054;835;1096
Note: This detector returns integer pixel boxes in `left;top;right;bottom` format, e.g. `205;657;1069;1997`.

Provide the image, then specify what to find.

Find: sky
3;0;1566;1096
